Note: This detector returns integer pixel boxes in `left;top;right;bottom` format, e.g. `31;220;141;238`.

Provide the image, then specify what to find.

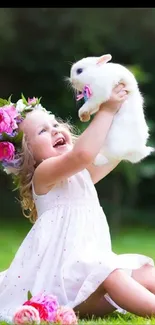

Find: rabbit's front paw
80;112;90;122
78;105;90;122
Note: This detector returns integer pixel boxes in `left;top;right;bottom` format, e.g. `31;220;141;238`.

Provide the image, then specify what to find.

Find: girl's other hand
100;83;128;115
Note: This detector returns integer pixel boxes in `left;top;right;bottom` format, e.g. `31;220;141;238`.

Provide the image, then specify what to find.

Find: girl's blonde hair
11;117;79;224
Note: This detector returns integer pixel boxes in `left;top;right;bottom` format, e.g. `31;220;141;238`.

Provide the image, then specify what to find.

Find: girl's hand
100;83;128;115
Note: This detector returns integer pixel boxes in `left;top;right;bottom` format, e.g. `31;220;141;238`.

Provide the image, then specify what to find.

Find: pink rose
55;306;78;325
23;301;48;321
0;142;15;161
0;105;18;133
28;97;37;105
28;293;59;322
0;109;12;133
13;305;40;324
4;105;19;130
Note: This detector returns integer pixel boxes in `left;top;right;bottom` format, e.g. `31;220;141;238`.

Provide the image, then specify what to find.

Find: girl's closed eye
38;128;47;135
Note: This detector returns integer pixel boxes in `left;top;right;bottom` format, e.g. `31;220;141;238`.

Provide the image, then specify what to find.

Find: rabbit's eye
76;68;83;74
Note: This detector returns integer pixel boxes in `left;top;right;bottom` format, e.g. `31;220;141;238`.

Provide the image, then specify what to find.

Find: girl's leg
74;267;155;318
74;287;116;319
103;268;155;317
132;264;155;294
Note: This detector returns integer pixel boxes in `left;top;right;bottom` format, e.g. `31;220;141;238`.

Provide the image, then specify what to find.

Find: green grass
1;223;155;324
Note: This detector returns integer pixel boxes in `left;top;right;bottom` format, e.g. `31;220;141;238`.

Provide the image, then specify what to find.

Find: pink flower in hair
4;105;19;130
54;306;78;325
0;105;18;133
0;109;12;133
28;97;37;105
0;142;15;161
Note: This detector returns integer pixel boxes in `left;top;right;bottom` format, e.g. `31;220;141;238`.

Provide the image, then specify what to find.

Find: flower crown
0;94;47;174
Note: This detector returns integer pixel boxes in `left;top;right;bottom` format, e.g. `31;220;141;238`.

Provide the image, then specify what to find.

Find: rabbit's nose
71;78;76;86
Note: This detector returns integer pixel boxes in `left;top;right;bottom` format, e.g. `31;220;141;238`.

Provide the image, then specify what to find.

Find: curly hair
9;117;79;224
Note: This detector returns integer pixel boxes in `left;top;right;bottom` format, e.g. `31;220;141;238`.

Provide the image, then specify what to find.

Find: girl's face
20;110;73;163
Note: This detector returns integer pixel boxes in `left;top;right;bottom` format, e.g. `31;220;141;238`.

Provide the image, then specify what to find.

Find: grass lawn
1;223;155;324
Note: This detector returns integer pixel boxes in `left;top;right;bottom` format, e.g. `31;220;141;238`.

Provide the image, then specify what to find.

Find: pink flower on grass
25;293;59;322
23;301;48;321
55;306;78;325
0;105;18;133
0;142;15;161
13;305;40;324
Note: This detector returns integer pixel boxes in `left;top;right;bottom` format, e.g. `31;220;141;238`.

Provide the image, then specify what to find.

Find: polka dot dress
0;169;154;322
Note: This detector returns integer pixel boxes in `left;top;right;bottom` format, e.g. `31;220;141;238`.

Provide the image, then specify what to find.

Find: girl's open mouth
53;138;66;147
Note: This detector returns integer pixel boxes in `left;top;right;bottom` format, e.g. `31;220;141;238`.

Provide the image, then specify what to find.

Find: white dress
0;169;154;322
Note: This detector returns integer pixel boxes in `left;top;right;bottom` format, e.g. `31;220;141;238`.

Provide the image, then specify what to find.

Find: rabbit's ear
97;54;112;65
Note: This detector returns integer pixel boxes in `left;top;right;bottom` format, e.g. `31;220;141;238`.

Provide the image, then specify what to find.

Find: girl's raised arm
34;85;127;194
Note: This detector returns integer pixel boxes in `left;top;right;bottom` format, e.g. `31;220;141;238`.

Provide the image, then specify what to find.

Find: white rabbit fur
70;54;154;165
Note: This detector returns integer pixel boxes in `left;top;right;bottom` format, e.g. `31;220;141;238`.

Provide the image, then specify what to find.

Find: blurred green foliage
0;8;155;231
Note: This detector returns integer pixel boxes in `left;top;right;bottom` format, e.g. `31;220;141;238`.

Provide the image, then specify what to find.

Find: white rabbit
69;54;154;165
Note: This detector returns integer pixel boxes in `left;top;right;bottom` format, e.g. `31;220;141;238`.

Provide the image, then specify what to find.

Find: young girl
0;85;155;323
